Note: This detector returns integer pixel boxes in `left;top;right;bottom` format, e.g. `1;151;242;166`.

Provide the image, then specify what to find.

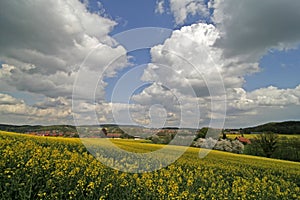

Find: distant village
25;130;78;137
1;121;298;141
23;127;252;143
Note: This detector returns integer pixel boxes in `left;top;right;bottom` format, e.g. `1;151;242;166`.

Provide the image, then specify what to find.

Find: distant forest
240;121;300;135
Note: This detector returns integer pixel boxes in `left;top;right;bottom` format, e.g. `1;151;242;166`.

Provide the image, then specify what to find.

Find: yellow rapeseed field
0;131;299;199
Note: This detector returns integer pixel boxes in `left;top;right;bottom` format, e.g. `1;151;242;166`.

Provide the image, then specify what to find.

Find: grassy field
0;131;299;199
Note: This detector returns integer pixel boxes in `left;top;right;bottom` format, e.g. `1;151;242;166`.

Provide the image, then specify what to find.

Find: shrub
193;138;244;154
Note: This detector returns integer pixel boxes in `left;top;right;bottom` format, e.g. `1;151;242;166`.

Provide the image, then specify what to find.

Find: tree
215;139;232;152
101;128;107;136
231;140;244;154
193;137;217;149
151;135;161;144
195;127;208;140
255;132;279;158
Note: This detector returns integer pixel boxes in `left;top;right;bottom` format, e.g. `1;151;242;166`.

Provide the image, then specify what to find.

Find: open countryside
1;131;299;199
1;0;300;199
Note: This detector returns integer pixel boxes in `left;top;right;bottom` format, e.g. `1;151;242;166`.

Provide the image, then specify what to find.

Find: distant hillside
1;121;299;135
0;124;76;133
241;121;300;135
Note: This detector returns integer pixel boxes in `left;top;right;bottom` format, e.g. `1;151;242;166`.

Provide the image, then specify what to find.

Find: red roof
236;136;251;144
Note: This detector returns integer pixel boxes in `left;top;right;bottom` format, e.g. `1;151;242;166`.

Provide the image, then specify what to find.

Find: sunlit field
1;131;299;199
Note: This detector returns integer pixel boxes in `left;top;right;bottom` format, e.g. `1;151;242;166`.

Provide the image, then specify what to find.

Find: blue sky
91;0;300;128
93;0;300;100
244;47;300;90
0;0;299;127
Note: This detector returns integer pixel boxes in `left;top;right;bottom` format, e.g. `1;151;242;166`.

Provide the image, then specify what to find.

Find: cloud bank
0;0;299;127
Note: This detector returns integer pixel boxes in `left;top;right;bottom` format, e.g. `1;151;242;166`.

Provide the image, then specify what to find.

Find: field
225;133;300;140
0;131;299;199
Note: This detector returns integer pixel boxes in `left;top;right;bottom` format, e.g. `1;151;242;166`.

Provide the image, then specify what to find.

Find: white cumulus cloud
169;0;209;25
0;0;128;99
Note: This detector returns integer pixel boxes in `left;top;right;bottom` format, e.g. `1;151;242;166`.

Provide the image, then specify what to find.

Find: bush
214;139;232;152
193;138;244;154
231;140;244;154
244;136;300;161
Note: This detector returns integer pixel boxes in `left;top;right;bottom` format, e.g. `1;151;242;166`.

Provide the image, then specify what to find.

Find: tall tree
255;132;279;158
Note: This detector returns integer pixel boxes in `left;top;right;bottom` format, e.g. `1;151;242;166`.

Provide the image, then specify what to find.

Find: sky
0;0;299;128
